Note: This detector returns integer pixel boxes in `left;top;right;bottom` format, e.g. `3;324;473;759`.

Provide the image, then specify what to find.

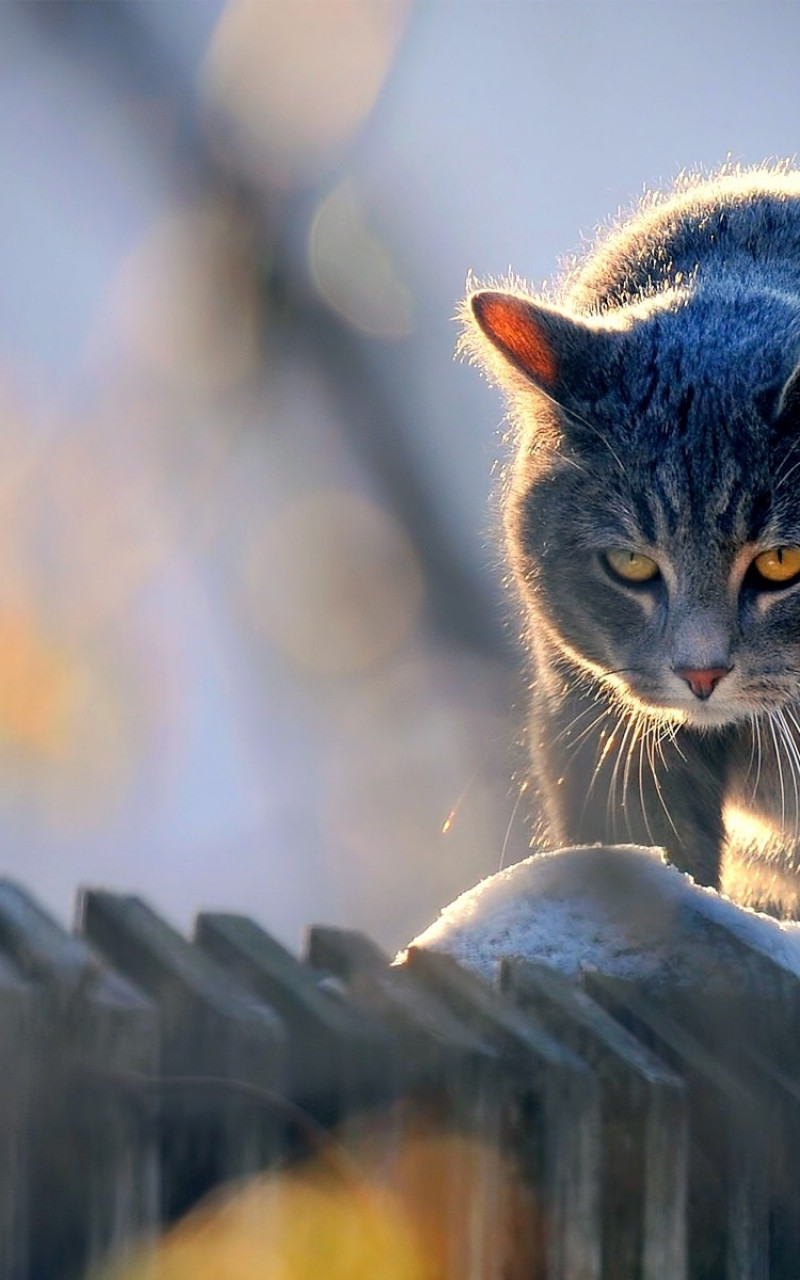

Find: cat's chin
657;694;759;731
619;688;738;731
680;703;740;731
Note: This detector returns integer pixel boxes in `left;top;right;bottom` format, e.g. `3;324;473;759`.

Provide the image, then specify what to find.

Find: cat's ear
466;290;613;403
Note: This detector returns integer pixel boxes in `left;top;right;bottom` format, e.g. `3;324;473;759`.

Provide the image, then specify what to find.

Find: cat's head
463;285;800;729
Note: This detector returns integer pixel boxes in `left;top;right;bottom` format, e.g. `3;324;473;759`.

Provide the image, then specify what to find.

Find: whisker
569;710;617;753
751;713;764;802
663;718;686;764
622;711;645;840
498;781;529;872
781;705;800;829
746;711;757;781
552;702;609;747
654;720;671;772
637;720;656;844
648;724;681;839
776;708;800;840
580;706;627;831
532;384;627;476
773;450;800;493
781;702;800;745
441;746;500;835
607;711;638;840
767;713;787;830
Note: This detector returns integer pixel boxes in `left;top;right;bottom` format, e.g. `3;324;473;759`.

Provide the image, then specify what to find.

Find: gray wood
78;890;286;1224
0;880;158;1280
0;953;34;1280
306;924;391;978
502;958;687;1280
406;946;602;1280
308;927;513;1280
637;963;800;1280
585;972;770;1280
195;912;396;1119
306;926;499;1088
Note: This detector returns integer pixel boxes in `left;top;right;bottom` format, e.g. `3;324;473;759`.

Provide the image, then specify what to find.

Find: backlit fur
463;165;800;913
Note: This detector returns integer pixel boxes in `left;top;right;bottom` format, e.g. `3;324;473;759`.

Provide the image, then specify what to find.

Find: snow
398;844;800;988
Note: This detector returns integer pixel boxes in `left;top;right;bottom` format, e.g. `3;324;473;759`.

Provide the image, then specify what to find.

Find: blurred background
2;0;799;953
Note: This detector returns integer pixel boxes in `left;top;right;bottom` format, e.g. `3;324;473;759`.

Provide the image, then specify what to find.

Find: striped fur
463;167;800;912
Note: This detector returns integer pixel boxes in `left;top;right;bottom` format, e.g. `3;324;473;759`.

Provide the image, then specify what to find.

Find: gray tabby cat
462;166;800;915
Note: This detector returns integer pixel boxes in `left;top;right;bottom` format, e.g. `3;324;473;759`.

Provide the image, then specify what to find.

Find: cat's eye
751;546;800;586
604;550;660;584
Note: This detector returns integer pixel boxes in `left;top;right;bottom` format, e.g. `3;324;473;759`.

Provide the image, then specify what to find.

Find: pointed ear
470;292;561;390
466;290;614;402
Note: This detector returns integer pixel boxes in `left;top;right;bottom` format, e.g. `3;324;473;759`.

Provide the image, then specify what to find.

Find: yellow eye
604;550;660;583
752;546;800;584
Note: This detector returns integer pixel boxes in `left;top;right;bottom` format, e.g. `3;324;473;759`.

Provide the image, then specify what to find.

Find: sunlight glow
97;1121;535;1280
202;0;411;187
0;609;76;758
309;181;414;339
245;492;424;675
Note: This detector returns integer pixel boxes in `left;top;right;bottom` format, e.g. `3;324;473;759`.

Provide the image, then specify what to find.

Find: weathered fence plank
623;955;800;1280
406;945;602;1280
78;891;286;1225
308;926;514;1280
0;953;34;1280
0;881;158;1280
585;972;770;1280
0;878;794;1278
501;957;688;1280
195;912;395;1123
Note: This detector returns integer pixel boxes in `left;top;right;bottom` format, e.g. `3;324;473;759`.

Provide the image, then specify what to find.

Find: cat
461;164;800;917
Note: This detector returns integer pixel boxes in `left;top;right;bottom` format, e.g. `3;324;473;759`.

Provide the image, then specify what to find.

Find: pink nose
674;666;731;700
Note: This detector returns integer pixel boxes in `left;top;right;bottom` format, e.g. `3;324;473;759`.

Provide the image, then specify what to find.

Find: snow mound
398;844;800;987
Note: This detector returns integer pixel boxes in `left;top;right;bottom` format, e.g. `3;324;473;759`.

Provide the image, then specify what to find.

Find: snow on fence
0;879;798;1279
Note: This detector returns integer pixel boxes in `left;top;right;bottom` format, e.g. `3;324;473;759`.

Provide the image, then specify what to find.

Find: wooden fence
0;879;799;1279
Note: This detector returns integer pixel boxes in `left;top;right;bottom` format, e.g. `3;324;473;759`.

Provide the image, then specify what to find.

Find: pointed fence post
78;891;286;1226
195;912;396;1127
502;958;688;1280
405;945;602;1280
0;953;34;1280
0;881;158;1280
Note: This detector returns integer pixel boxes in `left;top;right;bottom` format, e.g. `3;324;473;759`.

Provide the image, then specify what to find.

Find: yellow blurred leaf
0;608;77;757
101;1163;429;1280
96;1120;540;1280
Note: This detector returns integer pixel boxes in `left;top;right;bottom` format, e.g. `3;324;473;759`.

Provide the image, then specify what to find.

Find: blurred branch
20;0;510;662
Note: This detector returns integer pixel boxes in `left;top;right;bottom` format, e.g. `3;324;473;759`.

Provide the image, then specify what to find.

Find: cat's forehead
585;342;782;546
618;447;786;552
592;286;800;448
617;284;799;388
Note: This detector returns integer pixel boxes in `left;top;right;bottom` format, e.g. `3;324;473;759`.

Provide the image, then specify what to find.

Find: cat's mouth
675;700;743;729
628;691;735;730
594;658;797;731
621;670;792;731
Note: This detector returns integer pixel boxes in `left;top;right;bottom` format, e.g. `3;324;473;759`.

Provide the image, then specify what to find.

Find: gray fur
463;166;800;913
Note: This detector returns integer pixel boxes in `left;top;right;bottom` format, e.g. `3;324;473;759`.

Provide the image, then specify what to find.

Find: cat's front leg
722;720;800;916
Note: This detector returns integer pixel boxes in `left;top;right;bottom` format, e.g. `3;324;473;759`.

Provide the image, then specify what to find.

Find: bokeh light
245;490;425;675
202;0;412;187
98;198;262;397
319;653;515;947
96;1119;536;1280
309;180;413;339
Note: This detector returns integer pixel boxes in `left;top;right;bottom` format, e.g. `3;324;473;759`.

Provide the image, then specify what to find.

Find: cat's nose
673;666;732;700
